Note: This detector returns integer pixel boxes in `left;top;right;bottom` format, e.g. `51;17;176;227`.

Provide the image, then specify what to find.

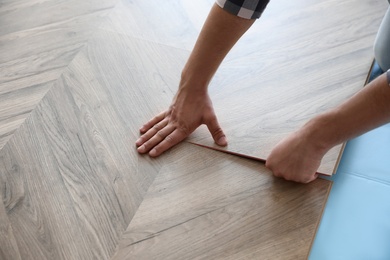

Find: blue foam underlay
310;62;390;259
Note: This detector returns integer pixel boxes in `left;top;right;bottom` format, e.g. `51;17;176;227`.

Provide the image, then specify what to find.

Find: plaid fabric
216;0;270;19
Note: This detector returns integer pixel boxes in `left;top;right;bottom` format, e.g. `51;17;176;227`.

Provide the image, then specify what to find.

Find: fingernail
149;149;157;157
218;136;227;146
135;138;141;146
137;145;145;153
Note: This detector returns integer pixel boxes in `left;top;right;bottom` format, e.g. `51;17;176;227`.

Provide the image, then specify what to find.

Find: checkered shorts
216;0;270;19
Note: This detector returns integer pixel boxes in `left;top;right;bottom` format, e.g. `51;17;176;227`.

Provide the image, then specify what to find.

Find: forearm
303;71;390;152
180;4;255;92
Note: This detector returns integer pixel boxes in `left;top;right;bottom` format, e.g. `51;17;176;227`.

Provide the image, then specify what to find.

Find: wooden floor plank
1;0;385;258
0;29;190;259
100;0;214;51
188;0;388;175
112;144;331;260
0;197;22;260
0;0;116;36
0;10;108;84
0;80;54;150
0;0;119;150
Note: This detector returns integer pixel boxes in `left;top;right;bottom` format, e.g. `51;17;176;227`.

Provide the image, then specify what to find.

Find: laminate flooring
112;145;331;260
0;0;119;149
187;0;388;175
0;25;332;259
0;0;384;258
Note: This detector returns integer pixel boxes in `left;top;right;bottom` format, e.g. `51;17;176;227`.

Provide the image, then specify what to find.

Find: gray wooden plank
0;80;54;150
0;0;120;151
0;0;117;36
0;29;190;259
188;0;388;175
100;0;214;51
0;196;22;260
112;144;331;260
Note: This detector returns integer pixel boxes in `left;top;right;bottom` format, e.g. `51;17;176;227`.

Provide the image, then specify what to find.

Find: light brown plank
0;29;190;259
112;144;331;260
188;0;388;175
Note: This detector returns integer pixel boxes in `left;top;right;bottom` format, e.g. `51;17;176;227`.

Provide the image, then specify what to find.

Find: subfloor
0;0;386;259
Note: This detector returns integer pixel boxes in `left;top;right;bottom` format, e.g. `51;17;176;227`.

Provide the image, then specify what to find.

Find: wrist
299;114;338;156
179;69;210;95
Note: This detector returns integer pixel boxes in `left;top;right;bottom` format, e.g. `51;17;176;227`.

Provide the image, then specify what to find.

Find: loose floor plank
188;0;388;175
112;145;332;260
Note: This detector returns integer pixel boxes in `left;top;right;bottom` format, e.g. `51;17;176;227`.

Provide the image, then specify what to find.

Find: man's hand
136;3;255;157
266;129;326;183
136;87;227;157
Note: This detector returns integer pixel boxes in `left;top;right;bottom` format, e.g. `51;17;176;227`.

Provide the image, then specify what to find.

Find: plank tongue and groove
112;144;331;260
186;0;388;175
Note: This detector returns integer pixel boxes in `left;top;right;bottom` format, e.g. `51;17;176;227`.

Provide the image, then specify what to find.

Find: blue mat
310;63;390;259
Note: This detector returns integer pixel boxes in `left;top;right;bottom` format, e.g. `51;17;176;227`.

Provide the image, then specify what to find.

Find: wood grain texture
0;29;189;259
1;0;383;258
188;0;388;175
0;0;116;36
0;0;118;150
100;0;214;51
112;144;332;260
0;197;21;260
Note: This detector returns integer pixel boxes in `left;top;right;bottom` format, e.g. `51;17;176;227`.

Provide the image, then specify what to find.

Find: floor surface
0;0;386;259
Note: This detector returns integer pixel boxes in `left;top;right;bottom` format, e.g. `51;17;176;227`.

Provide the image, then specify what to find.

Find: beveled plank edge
189;58;378;176
306;180;333;259
331;57;376;175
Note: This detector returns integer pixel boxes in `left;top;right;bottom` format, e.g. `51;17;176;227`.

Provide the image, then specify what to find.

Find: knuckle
156;130;165;138
153;124;162;131
165;134;175;144
213;128;224;138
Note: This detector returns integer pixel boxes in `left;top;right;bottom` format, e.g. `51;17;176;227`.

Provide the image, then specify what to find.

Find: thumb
206;115;227;146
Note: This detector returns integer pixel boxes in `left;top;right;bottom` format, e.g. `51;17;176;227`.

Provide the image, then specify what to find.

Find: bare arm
266;71;390;183
136;4;255;157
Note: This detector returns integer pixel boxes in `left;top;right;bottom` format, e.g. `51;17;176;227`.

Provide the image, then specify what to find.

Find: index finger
140;111;166;133
149;128;187;157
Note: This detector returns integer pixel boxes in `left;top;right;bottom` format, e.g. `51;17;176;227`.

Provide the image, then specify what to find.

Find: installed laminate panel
0;197;21;260
112;144;332;260
188;0;388;175
0;0;118;150
0;0;116;36
0;29;189;259
0;81;55;149
100;0;214;51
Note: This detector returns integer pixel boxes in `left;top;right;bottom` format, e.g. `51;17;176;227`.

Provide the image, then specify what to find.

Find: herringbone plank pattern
0;0;386;259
